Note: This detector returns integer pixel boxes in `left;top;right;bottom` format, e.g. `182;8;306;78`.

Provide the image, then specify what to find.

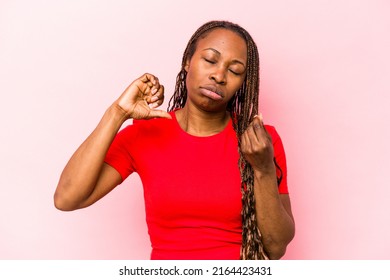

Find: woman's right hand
115;73;172;120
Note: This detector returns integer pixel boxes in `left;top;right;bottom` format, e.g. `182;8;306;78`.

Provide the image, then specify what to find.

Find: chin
198;102;228;114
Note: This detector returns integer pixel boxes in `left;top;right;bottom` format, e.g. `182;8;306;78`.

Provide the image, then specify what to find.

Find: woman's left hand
240;114;275;173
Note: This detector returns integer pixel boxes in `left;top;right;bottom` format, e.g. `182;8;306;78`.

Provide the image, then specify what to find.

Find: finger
150;77;161;95
140;73;157;84
252;115;267;136
247;126;260;151
259;113;264;126
252;117;262;132
147;85;164;103
140;73;160;93
148;98;164;108
148;109;172;120
147;78;162;97
252;115;272;145
252;114;264;128
241;128;255;153
152;95;164;107
153;84;164;99
243;118;259;145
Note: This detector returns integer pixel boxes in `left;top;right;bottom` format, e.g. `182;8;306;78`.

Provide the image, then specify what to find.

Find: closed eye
203;58;216;64
229;69;239;75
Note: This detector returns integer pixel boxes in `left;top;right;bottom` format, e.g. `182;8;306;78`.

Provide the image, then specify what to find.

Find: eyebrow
202;48;246;67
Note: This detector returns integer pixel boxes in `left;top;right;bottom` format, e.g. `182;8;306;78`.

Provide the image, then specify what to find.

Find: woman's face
185;28;247;112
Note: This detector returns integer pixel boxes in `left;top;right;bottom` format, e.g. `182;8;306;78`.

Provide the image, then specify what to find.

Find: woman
54;20;295;260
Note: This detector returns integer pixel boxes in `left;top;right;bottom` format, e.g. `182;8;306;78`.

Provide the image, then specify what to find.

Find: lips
199;85;224;101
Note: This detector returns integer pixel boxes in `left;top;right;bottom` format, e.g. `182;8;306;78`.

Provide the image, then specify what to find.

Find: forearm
253;168;295;259
54;104;127;210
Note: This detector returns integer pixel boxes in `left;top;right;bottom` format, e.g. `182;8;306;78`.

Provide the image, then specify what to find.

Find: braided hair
167;20;280;260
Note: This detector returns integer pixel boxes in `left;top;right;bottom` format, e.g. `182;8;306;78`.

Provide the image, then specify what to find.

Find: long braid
168;20;279;260
230;33;267;260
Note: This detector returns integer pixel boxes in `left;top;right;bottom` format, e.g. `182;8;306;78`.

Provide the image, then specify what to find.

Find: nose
210;66;227;85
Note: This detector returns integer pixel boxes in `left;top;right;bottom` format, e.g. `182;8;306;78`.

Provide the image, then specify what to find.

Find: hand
115;73;171;120
240;114;275;173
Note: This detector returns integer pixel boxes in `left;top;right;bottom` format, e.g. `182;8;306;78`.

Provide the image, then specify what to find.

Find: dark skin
176;29;247;135
54;28;294;259
241;114;295;259
177;28;295;259
54;73;169;211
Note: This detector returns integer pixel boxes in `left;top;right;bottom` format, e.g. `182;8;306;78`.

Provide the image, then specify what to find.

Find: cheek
231;77;245;93
185;69;194;87
186;63;204;86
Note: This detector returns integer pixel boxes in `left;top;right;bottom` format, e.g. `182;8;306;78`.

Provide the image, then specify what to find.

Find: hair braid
168;20;280;260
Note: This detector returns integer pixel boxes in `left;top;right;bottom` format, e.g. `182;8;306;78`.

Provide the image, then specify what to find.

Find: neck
175;104;230;136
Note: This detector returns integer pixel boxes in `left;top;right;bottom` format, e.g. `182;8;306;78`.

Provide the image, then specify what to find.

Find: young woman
54;20;295;260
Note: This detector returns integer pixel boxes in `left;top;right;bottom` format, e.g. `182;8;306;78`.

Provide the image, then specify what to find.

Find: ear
184;59;190;72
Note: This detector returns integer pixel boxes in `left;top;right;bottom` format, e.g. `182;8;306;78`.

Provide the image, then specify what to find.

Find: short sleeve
104;125;137;181
265;125;289;194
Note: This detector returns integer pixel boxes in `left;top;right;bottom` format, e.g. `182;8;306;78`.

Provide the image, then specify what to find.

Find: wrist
253;164;276;178
253;165;279;194
106;103;130;125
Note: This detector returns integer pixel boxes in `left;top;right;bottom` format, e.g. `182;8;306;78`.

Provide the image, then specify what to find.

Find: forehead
196;28;247;59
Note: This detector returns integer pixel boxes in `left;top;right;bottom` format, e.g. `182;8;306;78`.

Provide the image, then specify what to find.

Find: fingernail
151;96;158;102
151;88;157;94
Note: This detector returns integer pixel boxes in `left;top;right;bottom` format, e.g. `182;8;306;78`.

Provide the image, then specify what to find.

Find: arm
241;115;295;259
252;171;295;259
54;73;171;211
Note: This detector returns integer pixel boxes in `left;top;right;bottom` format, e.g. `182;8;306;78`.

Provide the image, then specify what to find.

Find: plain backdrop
0;0;389;259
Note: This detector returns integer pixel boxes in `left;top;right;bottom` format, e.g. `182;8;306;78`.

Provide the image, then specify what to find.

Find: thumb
147;109;172;120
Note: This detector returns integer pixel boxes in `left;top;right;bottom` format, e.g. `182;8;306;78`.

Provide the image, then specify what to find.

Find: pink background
1;0;389;259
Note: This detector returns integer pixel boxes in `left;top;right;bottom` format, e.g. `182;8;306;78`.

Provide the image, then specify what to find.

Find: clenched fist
240;114;275;173
115;73;171;120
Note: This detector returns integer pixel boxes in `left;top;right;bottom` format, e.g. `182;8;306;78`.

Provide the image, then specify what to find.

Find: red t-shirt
105;110;288;259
